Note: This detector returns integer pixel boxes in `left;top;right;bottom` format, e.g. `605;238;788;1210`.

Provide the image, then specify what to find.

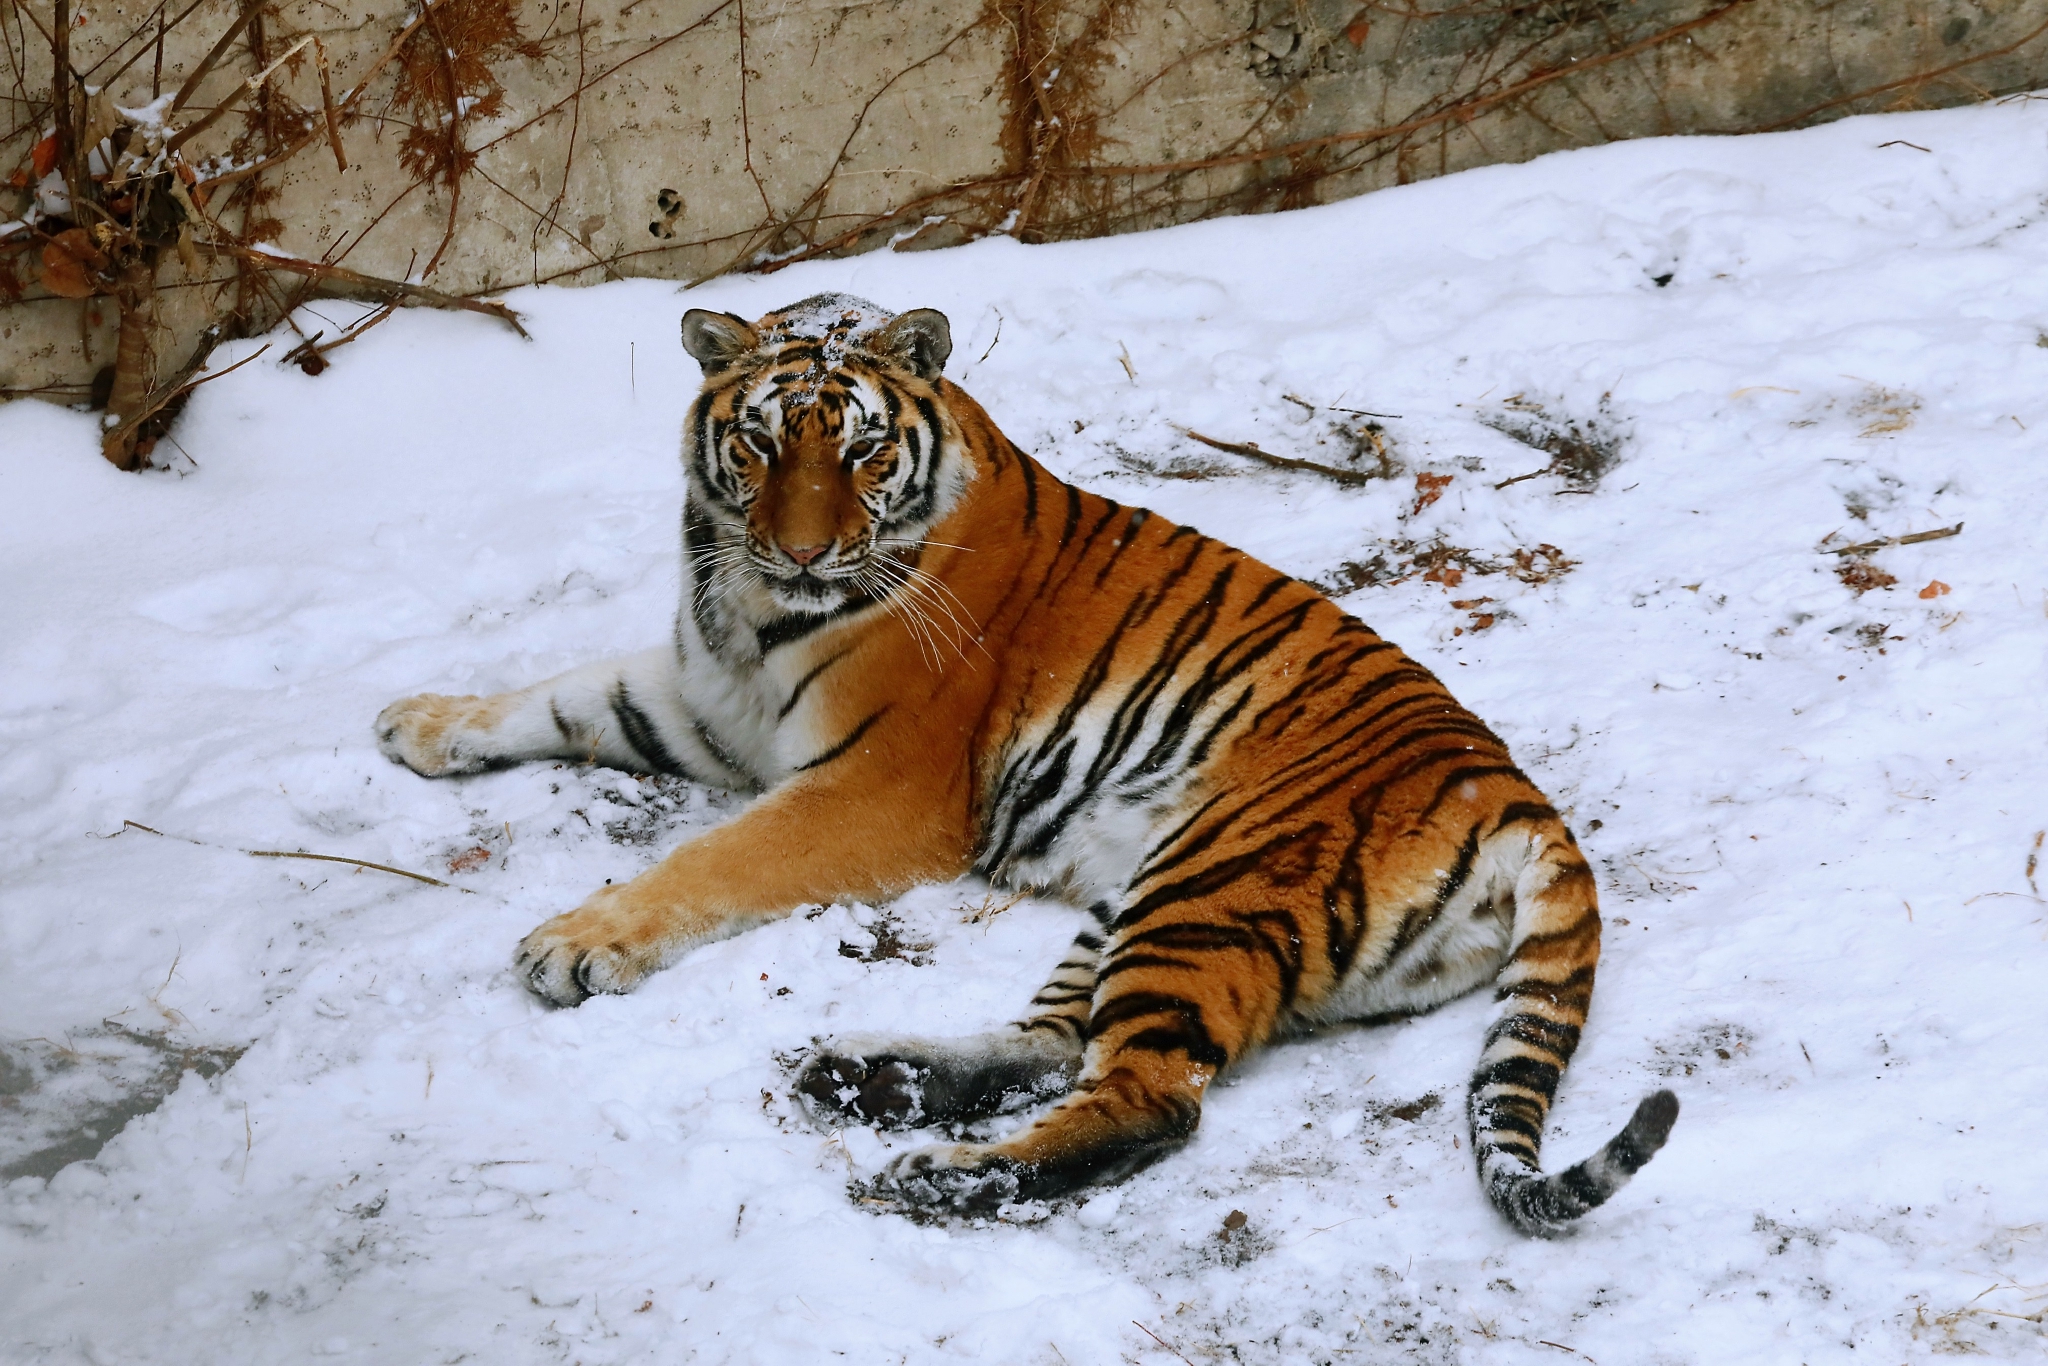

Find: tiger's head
679;294;966;616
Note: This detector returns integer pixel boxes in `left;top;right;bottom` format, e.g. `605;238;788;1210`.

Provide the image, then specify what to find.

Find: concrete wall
5;0;2045;399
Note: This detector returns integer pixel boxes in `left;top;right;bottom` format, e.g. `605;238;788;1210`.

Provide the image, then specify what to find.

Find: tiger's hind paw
795;1029;1080;1129
795;1042;931;1128
871;1144;1021;1214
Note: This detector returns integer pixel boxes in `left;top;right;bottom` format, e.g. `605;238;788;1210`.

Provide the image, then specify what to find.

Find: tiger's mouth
767;569;850;612
751;541;873;613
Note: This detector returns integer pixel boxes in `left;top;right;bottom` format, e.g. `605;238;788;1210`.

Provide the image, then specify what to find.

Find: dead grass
1483;395;1626;490
1852;386;1923;437
1910;1278;2048;1354
958;889;1029;928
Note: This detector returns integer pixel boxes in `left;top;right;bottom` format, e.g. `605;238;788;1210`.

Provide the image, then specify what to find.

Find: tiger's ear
681;309;761;375
872;308;952;381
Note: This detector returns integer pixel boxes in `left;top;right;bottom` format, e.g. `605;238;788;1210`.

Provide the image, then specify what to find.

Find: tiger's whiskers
862;555;986;666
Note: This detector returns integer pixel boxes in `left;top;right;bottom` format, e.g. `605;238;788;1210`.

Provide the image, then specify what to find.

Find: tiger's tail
1468;824;1678;1237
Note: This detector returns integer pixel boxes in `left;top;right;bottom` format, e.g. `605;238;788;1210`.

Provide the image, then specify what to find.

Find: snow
33;169;71;219
114;93;178;134
5;98;2048;1364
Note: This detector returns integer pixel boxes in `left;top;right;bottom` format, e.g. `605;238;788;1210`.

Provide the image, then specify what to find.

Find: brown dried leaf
1507;543;1579;584
1837;559;1897;594
39;229;110;299
447;846;493;873
1411;472;1453;515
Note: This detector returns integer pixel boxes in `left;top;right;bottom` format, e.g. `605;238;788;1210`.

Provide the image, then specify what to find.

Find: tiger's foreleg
1469;825;1679;1236
878;901;1285;1212
515;734;975;1006
376;647;731;781
794;926;1102;1127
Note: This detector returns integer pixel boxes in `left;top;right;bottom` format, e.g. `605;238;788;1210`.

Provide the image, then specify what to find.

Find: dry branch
192;0;458;193
1131;1321;1196;1366
51;0;73;190
1178;427;1378;488
246;848;459;888
163;34;311;155
315;39;347;173
1823;523;1964;556
119;820;466;889
168;0;262;114
216;245;530;338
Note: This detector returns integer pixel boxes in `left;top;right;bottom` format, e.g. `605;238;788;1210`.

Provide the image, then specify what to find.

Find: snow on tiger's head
679;295;967;615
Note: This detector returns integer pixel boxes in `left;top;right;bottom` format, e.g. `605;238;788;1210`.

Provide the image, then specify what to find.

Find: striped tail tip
1485;1089;1679;1238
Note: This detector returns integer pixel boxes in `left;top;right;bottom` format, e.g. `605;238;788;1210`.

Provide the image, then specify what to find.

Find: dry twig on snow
1177;426;1378;488
1822;523;1964;556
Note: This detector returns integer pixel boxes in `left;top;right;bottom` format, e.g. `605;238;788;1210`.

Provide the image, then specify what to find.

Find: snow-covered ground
5;98;2048;1365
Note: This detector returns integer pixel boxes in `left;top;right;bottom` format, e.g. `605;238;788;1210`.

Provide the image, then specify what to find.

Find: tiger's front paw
795;1039;932;1128
514;890;659;1007
374;692;507;777
873;1144;1021;1214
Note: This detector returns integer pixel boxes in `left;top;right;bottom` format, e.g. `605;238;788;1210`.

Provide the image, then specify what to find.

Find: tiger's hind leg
876;896;1288;1213
794;927;1101;1128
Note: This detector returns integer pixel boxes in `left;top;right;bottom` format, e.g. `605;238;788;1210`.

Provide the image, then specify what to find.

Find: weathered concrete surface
4;0;2044;401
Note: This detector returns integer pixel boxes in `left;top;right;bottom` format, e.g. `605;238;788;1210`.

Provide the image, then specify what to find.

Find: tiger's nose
781;542;829;567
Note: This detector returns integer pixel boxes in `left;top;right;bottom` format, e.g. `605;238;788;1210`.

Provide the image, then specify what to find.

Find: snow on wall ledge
3;100;2047;1364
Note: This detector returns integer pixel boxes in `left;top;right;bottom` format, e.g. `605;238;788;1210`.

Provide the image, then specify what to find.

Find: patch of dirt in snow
1648;1023;1756;1079
1160;1265;1465;1365
832;907;936;967
586;772;737;847
1315;537;1578;597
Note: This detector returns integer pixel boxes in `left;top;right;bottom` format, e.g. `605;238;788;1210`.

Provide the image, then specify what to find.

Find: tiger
374;292;1678;1235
